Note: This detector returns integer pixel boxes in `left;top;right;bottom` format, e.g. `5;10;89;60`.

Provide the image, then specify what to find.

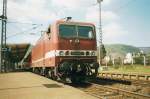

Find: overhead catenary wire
5;18;45;39
6;25;42;39
7;21;42;26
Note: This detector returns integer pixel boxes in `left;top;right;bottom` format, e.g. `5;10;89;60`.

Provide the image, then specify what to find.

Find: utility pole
97;0;103;65
0;0;7;72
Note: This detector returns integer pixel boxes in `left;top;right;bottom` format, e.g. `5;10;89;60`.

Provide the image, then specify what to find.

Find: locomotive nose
69;39;80;49
69;39;80;44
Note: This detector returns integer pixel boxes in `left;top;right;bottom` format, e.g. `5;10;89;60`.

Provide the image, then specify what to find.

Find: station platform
0;72;97;99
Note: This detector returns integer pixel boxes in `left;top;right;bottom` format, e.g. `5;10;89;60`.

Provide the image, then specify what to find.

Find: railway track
98;72;150;96
77;82;150;99
31;70;150;98
68;76;150;99
131;80;150;87
97;77;150;87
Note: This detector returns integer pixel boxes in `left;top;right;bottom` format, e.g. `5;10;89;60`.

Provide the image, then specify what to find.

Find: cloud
51;0;112;10
103;22;127;40
6;0;113;24
7;0;58;23
0;0;3;15
86;6;118;23
102;0;112;6
85;4;127;44
7;34;40;45
6;0;59;44
51;0;95;10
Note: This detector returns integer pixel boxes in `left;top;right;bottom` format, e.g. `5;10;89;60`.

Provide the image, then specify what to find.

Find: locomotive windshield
59;25;76;38
59;24;94;39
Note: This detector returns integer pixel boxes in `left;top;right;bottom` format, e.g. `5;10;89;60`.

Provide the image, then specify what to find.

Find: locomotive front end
56;20;99;82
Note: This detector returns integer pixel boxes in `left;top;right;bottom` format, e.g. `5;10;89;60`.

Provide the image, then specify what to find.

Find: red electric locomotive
31;17;99;83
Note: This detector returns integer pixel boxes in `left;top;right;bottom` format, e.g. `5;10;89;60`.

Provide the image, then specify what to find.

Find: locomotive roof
54;19;95;26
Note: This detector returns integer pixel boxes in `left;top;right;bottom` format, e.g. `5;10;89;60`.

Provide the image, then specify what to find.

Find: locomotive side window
78;26;94;39
59;24;76;38
47;27;51;33
47;26;51;39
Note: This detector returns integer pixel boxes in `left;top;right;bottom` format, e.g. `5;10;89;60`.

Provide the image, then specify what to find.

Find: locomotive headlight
65;51;69;55
91;51;95;56
86;51;90;56
59;51;65;56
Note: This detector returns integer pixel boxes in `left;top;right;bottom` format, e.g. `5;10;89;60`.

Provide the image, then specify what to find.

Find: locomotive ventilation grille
70;51;85;56
45;50;97;58
56;50;97;56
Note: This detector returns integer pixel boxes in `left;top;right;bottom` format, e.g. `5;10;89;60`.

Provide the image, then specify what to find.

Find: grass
100;65;150;74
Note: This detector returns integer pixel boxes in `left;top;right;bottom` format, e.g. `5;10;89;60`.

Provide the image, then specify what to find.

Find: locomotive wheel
44;69;49;77
48;70;57;80
48;70;52;78
58;62;71;73
70;62;87;83
39;68;45;76
51;71;56;80
34;68;40;74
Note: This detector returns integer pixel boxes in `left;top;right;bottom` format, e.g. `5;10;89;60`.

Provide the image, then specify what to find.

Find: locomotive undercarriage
32;60;99;83
57;60;99;83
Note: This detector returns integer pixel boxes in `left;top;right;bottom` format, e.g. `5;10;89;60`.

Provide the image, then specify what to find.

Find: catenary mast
0;0;7;72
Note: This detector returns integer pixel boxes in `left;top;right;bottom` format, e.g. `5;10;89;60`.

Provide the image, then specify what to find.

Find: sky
0;0;150;47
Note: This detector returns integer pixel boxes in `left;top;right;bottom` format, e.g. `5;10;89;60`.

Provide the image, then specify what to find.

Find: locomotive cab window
59;24;94;39
78;26;94;39
59;24;76;38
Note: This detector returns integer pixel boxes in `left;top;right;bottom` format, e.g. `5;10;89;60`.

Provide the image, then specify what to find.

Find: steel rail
82;82;150;99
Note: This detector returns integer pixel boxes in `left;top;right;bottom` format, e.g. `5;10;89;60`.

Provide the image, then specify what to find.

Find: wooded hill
104;44;140;58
